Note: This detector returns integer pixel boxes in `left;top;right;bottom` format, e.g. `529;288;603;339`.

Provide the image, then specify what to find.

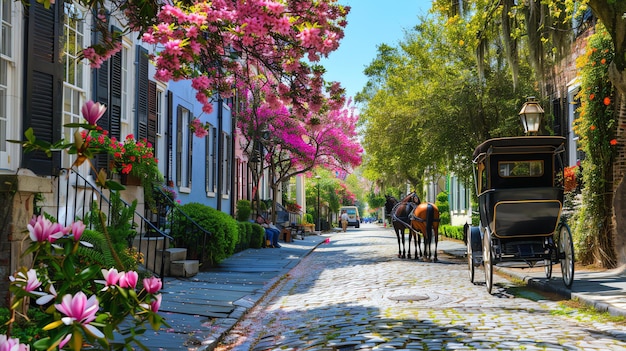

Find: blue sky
320;1;433;102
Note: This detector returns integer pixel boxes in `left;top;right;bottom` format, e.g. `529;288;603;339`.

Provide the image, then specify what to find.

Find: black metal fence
50;169;172;282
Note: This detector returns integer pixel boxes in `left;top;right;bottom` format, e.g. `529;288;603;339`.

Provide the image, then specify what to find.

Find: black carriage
465;136;574;294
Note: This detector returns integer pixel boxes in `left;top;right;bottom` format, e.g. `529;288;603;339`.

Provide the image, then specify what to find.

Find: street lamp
519;96;544;134
315;175;321;232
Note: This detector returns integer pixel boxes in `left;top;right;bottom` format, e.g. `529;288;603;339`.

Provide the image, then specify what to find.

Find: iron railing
50;169;172;282
147;187;212;265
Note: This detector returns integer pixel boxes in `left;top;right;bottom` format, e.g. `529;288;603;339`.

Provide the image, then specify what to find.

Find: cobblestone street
217;224;626;351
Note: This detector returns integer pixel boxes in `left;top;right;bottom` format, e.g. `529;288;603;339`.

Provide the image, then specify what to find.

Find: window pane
498;160;544;177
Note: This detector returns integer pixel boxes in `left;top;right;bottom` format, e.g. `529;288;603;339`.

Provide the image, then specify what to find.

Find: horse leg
417;232;422;259
433;228;439;263
395;230;403;258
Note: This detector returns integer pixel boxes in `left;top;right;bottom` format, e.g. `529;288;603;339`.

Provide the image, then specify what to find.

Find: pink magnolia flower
0;334;30;351
142;276;162;294
27;215;64;243
66;221;86;241
151;294;162;313
101;268;123;287
81;100;107;126
10;269;41;293
55;292;104;338
119;271;138;289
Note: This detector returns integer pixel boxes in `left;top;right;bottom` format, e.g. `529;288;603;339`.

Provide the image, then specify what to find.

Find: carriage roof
472;136;566;163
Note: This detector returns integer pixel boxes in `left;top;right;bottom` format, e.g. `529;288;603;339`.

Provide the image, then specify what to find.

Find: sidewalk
130;233;626;350
438;238;626;317
128;234;329;351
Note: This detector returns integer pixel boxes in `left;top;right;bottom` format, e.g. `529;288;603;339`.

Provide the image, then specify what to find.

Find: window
62;3;86;167
175;106;191;189
205;124;215;194
222;132;231;195
499;160;544;177
121;46;129;122
0;0;11;155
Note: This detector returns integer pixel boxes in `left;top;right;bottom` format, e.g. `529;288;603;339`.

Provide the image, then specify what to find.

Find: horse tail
426;203;434;244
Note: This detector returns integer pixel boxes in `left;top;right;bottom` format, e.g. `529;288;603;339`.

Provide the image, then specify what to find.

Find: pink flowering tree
237;88;362;219
43;0;350;123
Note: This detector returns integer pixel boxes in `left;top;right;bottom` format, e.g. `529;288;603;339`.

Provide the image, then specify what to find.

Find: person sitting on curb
255;214;281;248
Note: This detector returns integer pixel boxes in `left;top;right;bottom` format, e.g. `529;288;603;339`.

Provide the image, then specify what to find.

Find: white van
340;206;360;228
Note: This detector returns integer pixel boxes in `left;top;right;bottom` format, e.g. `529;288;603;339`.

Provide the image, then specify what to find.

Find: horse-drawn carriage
465;136;574;294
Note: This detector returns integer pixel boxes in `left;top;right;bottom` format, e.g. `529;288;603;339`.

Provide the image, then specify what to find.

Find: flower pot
121;173;142;186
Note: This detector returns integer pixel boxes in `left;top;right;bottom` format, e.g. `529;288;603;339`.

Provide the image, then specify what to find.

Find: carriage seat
479;187;562;238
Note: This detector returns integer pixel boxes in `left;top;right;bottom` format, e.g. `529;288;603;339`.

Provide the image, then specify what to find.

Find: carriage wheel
483;229;493;294
467;227;475;283
559;223;575;288
544;259;552;279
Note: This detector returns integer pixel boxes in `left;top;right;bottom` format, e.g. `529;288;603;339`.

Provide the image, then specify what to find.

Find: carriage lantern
518;96;544;134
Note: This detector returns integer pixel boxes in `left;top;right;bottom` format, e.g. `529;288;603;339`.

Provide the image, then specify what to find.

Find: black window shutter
22;0;63;176
147;81;157;148
136;46;149;140
92;15;113;174
109;26;122;141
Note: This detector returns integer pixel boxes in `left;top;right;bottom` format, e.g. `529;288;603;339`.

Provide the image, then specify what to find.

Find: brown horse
410;201;440;262
385;193;422;259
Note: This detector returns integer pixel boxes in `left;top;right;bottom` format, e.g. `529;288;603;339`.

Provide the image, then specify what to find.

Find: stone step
170;260;199;277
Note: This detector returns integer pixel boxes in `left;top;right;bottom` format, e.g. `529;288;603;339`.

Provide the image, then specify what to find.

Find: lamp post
519;96;544;134
315;175;321;232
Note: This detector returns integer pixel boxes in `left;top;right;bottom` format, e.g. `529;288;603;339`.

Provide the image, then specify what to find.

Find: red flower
121;163;133;174
604;97;611;106
601;58;607;64
590;125;596;131
589;93;595;100
610;139;618;146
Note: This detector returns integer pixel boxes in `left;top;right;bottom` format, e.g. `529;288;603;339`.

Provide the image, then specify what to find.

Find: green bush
435;191;450;225
235;221;257;252
171;202;239;266
0;308;50;344
236;200;252;222
441;225;464;241
304;213;313;224
250;223;265;248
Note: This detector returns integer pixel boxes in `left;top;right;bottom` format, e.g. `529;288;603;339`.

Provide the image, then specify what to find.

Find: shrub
236;200;252;222
304;213;314;224
171;203;239;266
435;192;450;225
250;223;265;248
441;225;464;241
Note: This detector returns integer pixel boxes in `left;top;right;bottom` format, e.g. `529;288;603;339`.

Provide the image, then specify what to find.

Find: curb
198;234;330;351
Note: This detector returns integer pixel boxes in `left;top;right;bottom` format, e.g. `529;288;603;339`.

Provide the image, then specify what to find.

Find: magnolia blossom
10;269;41;293
55;292;104;338
150;294;162;313
81;100;107;125
66;221;86;242
119;271;139;289
142;276;163;294
0;334;30;351
98;267;123;289
27;215;64;243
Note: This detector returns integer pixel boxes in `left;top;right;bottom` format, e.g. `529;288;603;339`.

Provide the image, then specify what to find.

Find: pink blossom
101;268;123;287
0;334;30;351
119;271;139;289
27;215;65;243
143;276;163;294
55;292;104;338
81;100;107;126
10;269;41;293
151;294;162;312
67;220;86;241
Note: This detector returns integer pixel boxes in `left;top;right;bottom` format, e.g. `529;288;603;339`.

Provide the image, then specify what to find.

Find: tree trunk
611;64;626;266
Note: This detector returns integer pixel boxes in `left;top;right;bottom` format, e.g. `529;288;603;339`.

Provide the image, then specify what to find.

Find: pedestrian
255;214;281;248
340;210;349;232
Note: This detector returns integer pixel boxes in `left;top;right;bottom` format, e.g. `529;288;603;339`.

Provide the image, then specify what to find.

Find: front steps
134;237;199;277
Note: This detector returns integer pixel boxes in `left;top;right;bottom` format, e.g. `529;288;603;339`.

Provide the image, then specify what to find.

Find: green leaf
105;180;126;191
